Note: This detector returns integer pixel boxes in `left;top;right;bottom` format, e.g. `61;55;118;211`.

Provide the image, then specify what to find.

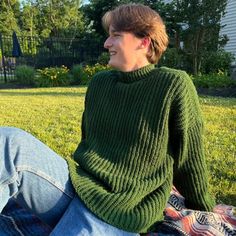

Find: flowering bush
33;63;111;87
36;65;71;87
82;63;111;84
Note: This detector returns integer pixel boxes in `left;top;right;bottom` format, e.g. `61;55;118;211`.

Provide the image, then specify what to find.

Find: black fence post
0;32;7;83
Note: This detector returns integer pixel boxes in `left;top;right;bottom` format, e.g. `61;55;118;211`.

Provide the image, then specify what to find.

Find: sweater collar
117;64;155;83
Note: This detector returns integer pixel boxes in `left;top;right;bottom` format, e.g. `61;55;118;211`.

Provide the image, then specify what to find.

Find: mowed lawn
0;87;235;206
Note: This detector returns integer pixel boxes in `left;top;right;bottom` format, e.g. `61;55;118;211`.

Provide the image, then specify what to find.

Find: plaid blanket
1;188;235;236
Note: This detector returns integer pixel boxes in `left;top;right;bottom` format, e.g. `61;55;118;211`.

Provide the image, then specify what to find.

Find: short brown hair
102;3;169;64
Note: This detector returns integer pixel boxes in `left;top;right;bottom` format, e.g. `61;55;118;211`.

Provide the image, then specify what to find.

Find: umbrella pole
0;32;7;83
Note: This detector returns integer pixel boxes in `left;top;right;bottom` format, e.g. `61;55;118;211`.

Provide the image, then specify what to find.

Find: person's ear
140;37;151;49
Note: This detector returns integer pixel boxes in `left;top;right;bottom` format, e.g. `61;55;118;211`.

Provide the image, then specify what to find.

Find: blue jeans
0;127;139;236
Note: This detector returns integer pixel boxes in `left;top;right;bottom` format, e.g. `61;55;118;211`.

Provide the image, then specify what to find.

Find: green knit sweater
67;64;215;233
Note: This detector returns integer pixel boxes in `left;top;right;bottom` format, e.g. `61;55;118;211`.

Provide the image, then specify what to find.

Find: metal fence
0;33;105;82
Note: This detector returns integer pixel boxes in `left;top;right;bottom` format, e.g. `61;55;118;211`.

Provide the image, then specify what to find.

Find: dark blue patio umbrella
12;31;22;57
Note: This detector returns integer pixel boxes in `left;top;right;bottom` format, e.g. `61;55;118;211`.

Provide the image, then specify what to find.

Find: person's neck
121;61;150;72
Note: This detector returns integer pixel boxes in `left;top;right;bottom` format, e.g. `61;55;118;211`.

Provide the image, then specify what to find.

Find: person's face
104;26;150;72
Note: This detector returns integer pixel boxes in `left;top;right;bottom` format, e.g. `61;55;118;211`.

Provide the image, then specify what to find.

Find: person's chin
108;60;119;70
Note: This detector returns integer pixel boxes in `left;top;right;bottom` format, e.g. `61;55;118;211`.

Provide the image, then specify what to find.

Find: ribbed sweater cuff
174;124;215;211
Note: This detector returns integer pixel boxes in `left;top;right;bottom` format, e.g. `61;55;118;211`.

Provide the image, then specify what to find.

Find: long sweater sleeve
170;71;215;211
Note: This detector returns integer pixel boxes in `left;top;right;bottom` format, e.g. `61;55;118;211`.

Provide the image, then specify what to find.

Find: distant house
220;0;236;66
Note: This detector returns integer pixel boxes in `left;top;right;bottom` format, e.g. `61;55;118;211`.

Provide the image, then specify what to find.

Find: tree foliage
32;0;84;38
169;0;228;74
0;0;20;35
1;0;85;38
19;2;38;37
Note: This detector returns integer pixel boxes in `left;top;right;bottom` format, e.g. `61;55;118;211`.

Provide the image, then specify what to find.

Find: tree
171;0;228;74
19;1;38;38
29;0;85;38
0;0;20;35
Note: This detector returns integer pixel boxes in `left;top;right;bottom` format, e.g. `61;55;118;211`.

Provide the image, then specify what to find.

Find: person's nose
104;36;112;49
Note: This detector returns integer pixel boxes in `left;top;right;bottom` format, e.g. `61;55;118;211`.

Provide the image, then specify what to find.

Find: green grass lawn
0;87;235;206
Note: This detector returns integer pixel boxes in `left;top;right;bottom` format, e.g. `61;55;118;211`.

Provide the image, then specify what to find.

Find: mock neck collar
117;64;155;83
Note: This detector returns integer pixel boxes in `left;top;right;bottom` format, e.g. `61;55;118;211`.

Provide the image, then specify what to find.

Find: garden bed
197;87;236;97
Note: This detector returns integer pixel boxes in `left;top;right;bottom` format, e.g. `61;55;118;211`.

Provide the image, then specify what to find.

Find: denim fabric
51;196;139;236
0;127;75;227
1;199;52;235
0;127;139;236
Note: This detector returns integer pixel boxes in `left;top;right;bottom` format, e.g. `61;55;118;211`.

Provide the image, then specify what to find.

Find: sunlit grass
199;96;236;205
0;87;86;158
0;87;235;206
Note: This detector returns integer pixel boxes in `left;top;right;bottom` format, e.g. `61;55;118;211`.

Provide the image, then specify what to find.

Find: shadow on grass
0;83;87;97
216;193;236;206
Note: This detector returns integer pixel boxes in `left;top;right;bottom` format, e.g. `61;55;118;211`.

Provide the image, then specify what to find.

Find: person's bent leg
51;196;139;236
0;127;75;227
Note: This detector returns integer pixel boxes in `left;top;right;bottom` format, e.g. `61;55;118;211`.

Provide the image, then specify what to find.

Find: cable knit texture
67;64;215;233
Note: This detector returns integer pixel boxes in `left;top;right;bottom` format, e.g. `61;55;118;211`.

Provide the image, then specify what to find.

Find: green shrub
82;63;111;85
15;65;35;86
70;64;86;85
202;50;235;74
36;66;71;87
191;70;236;88
97;52;109;65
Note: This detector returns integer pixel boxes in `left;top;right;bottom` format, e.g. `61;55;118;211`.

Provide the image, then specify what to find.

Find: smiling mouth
109;51;116;56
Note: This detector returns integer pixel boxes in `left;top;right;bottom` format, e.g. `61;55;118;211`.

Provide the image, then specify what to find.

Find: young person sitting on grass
0;3;215;235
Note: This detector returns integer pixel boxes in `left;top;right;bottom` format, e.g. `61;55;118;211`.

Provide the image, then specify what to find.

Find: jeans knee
0;127;33;149
0;127;27;139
